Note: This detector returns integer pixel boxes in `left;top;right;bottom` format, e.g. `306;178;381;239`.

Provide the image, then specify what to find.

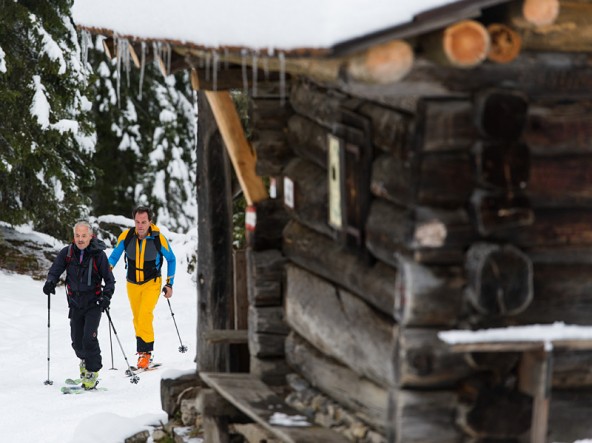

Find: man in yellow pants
109;206;176;369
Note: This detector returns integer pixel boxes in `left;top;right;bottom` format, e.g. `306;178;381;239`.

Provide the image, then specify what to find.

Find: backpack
122;228;163;272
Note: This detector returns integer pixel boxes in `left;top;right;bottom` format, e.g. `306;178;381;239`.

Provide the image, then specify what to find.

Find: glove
43;280;56;296
97;294;111;311
162;283;172;298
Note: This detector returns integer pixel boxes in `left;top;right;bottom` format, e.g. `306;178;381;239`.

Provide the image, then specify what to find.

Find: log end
443;20;491;68
346;40;414;84
487;24;522;64
523;0;560;27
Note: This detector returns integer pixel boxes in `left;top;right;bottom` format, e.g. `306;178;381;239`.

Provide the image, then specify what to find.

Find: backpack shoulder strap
65;244;74;266
123;228;136;250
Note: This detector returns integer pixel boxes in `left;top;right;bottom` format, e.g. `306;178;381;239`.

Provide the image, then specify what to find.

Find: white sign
284;176;294;209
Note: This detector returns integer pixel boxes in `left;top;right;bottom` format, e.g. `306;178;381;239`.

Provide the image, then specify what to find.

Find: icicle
115;37;121;106
241;50;248;95
252;53;258;97
224;48;229;70
120;38;131;87
205;52;211;82
279;52;286;105
80;30;91;69
166;44;172;77
212;50;219;91
138;41;146;100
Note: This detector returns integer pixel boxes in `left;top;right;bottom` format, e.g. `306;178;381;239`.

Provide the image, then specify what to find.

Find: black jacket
47;237;115;309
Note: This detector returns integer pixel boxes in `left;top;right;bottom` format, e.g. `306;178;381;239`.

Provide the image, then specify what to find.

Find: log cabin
73;0;592;441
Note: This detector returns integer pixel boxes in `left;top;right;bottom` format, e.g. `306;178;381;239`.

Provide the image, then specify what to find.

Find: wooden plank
205;329;248;344
200;372;350;443
448;340;592;353
205;91;268;205
233;249;248;330
285;264;396;388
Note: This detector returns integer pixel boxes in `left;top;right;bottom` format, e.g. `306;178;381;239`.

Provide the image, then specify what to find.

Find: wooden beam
345;40;414;84
522;0;560;26
205;329;248;344
205;91;268;205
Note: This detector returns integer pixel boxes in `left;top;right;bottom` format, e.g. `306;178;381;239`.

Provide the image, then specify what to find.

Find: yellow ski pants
127;277;161;352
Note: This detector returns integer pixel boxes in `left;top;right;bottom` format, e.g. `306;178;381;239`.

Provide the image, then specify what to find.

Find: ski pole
108;321;116;370
44;292;53;385
104;308;139;384
166;298;188;353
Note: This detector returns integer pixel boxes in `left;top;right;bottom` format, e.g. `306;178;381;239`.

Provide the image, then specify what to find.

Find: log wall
248;54;592;442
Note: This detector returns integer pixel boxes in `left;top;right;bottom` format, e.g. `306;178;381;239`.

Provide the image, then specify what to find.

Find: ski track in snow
0;246;197;442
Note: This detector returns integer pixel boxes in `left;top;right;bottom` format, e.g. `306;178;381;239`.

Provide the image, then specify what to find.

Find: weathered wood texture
285;332;389;433
512;263;592;326
246;248;286;307
547;389;592;443
200;372;350;443
389;390;462;443
286;114;329;169
196;92;232;372
289;80;412;156
248;329;286;358
285;264;396;388
282;157;332;237
397;327;473;388
552;350;592;388
249;356;291;386
250;98;294;176
283;220;397;318
394;255;465;327
246;199;290;251
465;243;533;317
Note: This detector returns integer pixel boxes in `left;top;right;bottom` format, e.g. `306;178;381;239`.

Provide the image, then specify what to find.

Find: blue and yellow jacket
109;224;176;286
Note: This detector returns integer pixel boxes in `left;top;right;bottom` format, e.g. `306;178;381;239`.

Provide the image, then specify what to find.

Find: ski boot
137;352;152;369
82;371;99;390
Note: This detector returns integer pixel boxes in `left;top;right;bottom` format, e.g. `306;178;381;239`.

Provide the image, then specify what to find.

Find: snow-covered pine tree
87;37;196;232
0;0;95;240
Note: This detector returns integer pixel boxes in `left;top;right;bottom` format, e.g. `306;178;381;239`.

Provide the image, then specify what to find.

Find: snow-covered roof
72;0;509;55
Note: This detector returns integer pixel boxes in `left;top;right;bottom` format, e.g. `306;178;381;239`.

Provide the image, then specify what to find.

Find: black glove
97;294;111;311
43;280;56;296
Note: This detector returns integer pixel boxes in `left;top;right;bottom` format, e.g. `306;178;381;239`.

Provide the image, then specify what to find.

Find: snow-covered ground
0;227;198;442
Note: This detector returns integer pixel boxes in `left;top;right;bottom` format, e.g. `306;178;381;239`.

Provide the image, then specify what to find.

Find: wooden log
487;23;522;64
160;372;201;418
197;92;232;372
249;356;290;386
286;114;328;169
473;89;529;140
472;140;530;190
394;255;465;327
514;1;592;52
246;249;286;307
345;40;414;85
285;264;396;388
552;349;592;388
232;424;281;443
205;91;268;205
523;101;592;155
389;390;462;443
397;328;473;388
248;330;286;358
528;155;592;206
250;98;294;131
513;263;592;325
418;98;478;153
251;130;293;177
366;200;474;267
282;157;332;237
283;220;397;318
465;243;533;317
469;190;534;236
456;381;532;438
370;154;414;207
248;306;290;335
289;80;412;155
415;153;473;208
421;20;491;68
521;0;560;27
205;329;248;344
285;332;389;432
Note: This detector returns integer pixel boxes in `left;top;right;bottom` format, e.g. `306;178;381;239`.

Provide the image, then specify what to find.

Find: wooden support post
519;347;553;443
196;91;233;373
205;91;268;206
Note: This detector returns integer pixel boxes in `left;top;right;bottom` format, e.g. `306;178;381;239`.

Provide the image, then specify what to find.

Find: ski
61;385;107;394
65;378;82;385
125;362;162;376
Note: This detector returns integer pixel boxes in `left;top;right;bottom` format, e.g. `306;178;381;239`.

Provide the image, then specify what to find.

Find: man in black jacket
43;221;115;390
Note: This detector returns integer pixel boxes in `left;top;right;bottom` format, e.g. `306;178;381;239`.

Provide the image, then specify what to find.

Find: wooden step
204;329;248;344
199;372;350;443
